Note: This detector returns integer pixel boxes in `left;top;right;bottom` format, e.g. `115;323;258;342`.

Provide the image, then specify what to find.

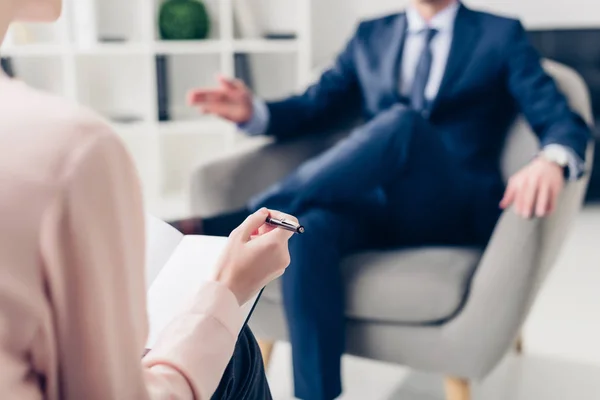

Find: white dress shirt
400;1;459;100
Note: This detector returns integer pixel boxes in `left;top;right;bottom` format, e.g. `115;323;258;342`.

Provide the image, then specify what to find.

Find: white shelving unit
1;0;312;219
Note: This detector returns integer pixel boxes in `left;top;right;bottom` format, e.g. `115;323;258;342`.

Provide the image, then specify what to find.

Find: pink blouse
0;75;244;399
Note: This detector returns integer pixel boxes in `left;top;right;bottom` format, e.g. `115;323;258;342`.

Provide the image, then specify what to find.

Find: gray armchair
189;61;593;400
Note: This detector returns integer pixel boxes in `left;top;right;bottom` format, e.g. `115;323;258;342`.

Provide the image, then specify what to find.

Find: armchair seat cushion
262;247;482;324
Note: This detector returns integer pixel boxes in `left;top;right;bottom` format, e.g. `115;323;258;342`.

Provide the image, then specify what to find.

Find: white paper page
146;235;259;348
145;215;184;289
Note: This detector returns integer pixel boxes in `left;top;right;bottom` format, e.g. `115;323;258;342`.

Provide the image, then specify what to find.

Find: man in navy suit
179;0;591;398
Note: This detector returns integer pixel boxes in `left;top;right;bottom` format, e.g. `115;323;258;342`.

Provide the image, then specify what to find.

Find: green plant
159;0;211;40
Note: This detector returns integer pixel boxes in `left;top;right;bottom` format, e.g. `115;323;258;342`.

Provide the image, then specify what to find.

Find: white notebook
145;216;260;348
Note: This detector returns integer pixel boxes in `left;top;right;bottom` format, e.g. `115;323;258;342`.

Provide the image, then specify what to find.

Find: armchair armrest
455;61;597;375
189;133;345;216
444;148;592;377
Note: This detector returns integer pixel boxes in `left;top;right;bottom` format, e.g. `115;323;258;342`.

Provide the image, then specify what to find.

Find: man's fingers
506;161;565;219
232;208;270;241
218;76;247;97
535;183;550;218
188;89;211;105
500;182;517;209
517;179;537;218
218;75;246;90
219;75;250;101
231;78;247;91
188;88;228;105
218;75;238;91
514;179;528;217
201;102;236;119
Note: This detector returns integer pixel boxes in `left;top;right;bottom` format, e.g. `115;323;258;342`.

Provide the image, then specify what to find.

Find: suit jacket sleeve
265;25;364;140
505;20;591;162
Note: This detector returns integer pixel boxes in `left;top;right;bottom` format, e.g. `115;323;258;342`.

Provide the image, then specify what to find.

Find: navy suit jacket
265;4;591;183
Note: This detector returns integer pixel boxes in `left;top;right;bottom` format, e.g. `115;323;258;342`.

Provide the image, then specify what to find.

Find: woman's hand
214;208;297;305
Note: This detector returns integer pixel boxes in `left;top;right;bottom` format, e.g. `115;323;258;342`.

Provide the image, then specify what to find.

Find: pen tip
298;226;305;234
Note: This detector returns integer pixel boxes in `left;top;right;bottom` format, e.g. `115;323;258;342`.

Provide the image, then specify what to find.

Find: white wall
465;0;600;29
310;0;419;67
310;0;407;67
310;0;600;66
96;0;145;41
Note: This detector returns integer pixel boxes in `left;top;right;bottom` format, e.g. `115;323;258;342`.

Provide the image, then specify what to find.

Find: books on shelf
265;32;297;40
232;0;262;90
234;53;254;91
156;55;170;122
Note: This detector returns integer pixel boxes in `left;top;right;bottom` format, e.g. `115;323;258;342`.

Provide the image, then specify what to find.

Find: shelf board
233;39;299;53
153;40;224;55
153;39;300;55
75;42;151;56
1;43;68;57
2;42;150;57
2;39;302;58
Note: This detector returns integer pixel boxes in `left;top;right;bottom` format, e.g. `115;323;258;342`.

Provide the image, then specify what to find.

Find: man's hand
188;75;254;124
500;157;565;219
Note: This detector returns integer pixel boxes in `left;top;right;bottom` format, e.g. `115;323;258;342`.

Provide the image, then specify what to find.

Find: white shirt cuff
237;97;270;136
542;144;585;181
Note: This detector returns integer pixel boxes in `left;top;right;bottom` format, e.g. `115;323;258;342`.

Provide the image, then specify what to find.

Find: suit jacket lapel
431;4;481;112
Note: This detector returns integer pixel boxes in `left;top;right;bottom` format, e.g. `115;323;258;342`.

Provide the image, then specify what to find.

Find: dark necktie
410;28;439;112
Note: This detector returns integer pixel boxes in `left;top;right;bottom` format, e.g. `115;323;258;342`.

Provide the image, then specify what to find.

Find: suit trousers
250;105;499;400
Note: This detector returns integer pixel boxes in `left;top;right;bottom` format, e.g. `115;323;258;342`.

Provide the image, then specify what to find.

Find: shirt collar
406;1;460;33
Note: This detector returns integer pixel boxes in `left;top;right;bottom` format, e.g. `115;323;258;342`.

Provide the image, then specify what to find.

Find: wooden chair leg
257;339;275;369
444;377;471;400
514;333;524;355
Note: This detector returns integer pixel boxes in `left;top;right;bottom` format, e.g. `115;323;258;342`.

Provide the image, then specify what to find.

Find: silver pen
266;216;305;234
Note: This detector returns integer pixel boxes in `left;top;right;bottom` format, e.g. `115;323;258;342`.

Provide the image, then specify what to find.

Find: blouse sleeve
40;127;244;400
